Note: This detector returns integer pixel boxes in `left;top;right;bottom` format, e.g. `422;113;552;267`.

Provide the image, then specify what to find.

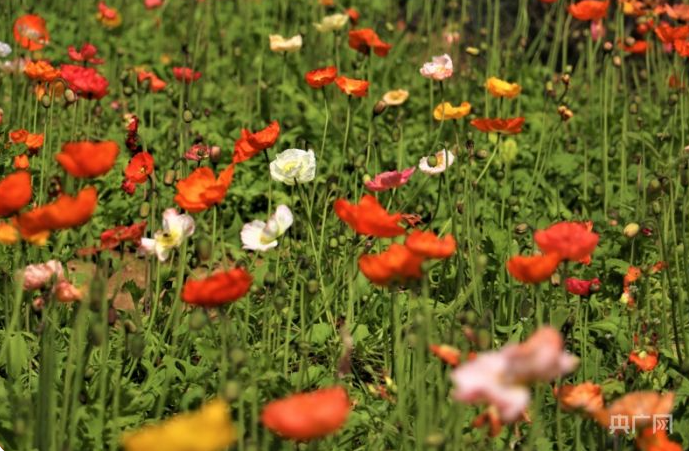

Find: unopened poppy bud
475;149;489;160
307;279;319;294
652;201;661;215
196;239;211;261
465;46;480;56
41;94;51;108
209;145;222;163
514;223;528;234
624;222;640;238
561;74;570;86
264;272;276;285
163;169;176;185
128;333;145;358
189;309;208;330
613;56;622;67
647;178;661;193
88;323;105;346
625;37;636;46
175;169;183;181
550;272;561;286
590;281;601;293
669;94;678;106
123;86;134;96
545;81;556;97
230;348;246;365
425;433;445;447
64;88;77;103
223;380;241;401
329;237;339;249
139;201;150;218
603;41;613;52
629;103;638;115
373;100;387;116
182;109;194;123
476;329;491;350
123;320;137;334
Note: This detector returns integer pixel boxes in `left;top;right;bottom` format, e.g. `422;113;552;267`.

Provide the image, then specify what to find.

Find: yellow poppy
484;77;521;99
433;101;472;120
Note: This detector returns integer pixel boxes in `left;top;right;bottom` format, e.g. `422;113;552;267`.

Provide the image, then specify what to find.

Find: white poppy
418;149;455;175
0;42;12;58
241;205;293;251
270;148;316;185
269;34;303;53
313;14;349;33
139;208;195;261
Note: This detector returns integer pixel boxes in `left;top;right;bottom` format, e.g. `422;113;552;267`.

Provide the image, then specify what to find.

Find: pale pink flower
504;327;579;382
364;167;415;192
184;143;211;161
23;261;64;291
590;20;605;41
420;54;453;81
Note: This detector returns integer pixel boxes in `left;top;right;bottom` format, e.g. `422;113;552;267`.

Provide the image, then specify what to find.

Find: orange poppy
56;141;120;178
334;195;405;237
664;3;689;21
233;129;259;164
182;268;253;307
25;134;44;153
555;382;604;414
137;70;167;93
247;121;280;150
429;344;462;366
629;349;659;372
100;221;147;250
636;428;682;451
470;117;525;134
623;266;642;291
335;76;369;97
405;230;456;259
0;171;32;217
594;391;674;430
346;8;360;26
24;60;60;82
13;14;50;51
16;186;98;237
10;129;29;143
620;40;648;54
261;386;350;441
654;22;689;44
124;152;154;184
348;28;392;57
534;221;599;262
358;243;425;285
568;1;610;21
674;39;689;58
0;222;19;245
506;253;562;284
14;154;29;170
305;66;338;89
174;164;235;213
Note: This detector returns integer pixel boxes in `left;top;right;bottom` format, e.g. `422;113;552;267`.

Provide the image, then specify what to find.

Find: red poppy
136;70;167;92
565;277;600;296
10;129;29;144
233;129;259;163
124;151;154;184
247;120;280;150
25;133;44;154
405;230;456;259
636;428;682;451
0;171;32;217
13;14;50;51
100;221;147;250
261;386;350;441
334;195;405;237
568;1;610;21
358;243;425;285
620;40;648;54
174;164;235;213
348;28;392;57
346;8;360;26
534;221;599;262
14;154;30;170
335;76;369;97
60;64;109;100
506;253;562;284
24;60;60;82
305;66;338;89
675;39;689;58
629;350;659;372
173;66;202;83
429;344;462;366
16;186;98;237
654;23;689;44
182;268;253;307
125;115;140;153
556;382;604;413
56;141;120;178
470;117;525;134
67;43;104;65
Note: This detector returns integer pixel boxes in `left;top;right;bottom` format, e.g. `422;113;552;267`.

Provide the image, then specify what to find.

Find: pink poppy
364;167;415;192
23;260;64;290
565;277;600;296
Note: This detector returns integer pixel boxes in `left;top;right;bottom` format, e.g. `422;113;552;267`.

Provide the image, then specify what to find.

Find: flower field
2;0;689;450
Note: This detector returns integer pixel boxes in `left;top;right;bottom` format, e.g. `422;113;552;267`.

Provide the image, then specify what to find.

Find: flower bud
189;309;208;330
465;46;480;56
182;109;194;123
372;100;387;117
64;88;77;104
623;222;640;238
41;94;51;108
163;169;176;185
139;201;150;218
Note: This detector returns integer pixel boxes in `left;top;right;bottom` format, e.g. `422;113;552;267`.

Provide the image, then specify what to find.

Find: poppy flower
13;14;49;51
346;8;360;26
364;167;415;192
100;221;147;250
124;152;154;184
261;386;350;441
348;28;391;57
358;243;425;285
270;149;316;185
568;1;610;21
382;89;409;106
23;260;64;290
173;66;202;83
418;149;455;175
635;428;682;451
485;77;522;99
182;268;253;307
593;391;674;430
420;54;453;81
334;195;405;237
24;60;60;82
664;3;689;21
269;35;303;53
620;39;648;54
0;222;19;245
60;64;109;99
68;43;104;65
433;102;471;120
335;76;369;97
241;205;293;251
405;230;456;259
139;209;195;262
25;133;44;154
313;14;349;33
674;39;689;58
14;154;29;170
233;130;259;163
137;69;167;92
10;129;29;143
16;186;98;237
305;66;338;89
174;164;235;213
506;253;562;284
96;2;122;28
565;277;600;296
534;221;599;262
471;117;525;134
56;141;120;178
629;349;659;372
0;171;32;217
555;382;604;414
429;344;462;366
247;121;280;150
